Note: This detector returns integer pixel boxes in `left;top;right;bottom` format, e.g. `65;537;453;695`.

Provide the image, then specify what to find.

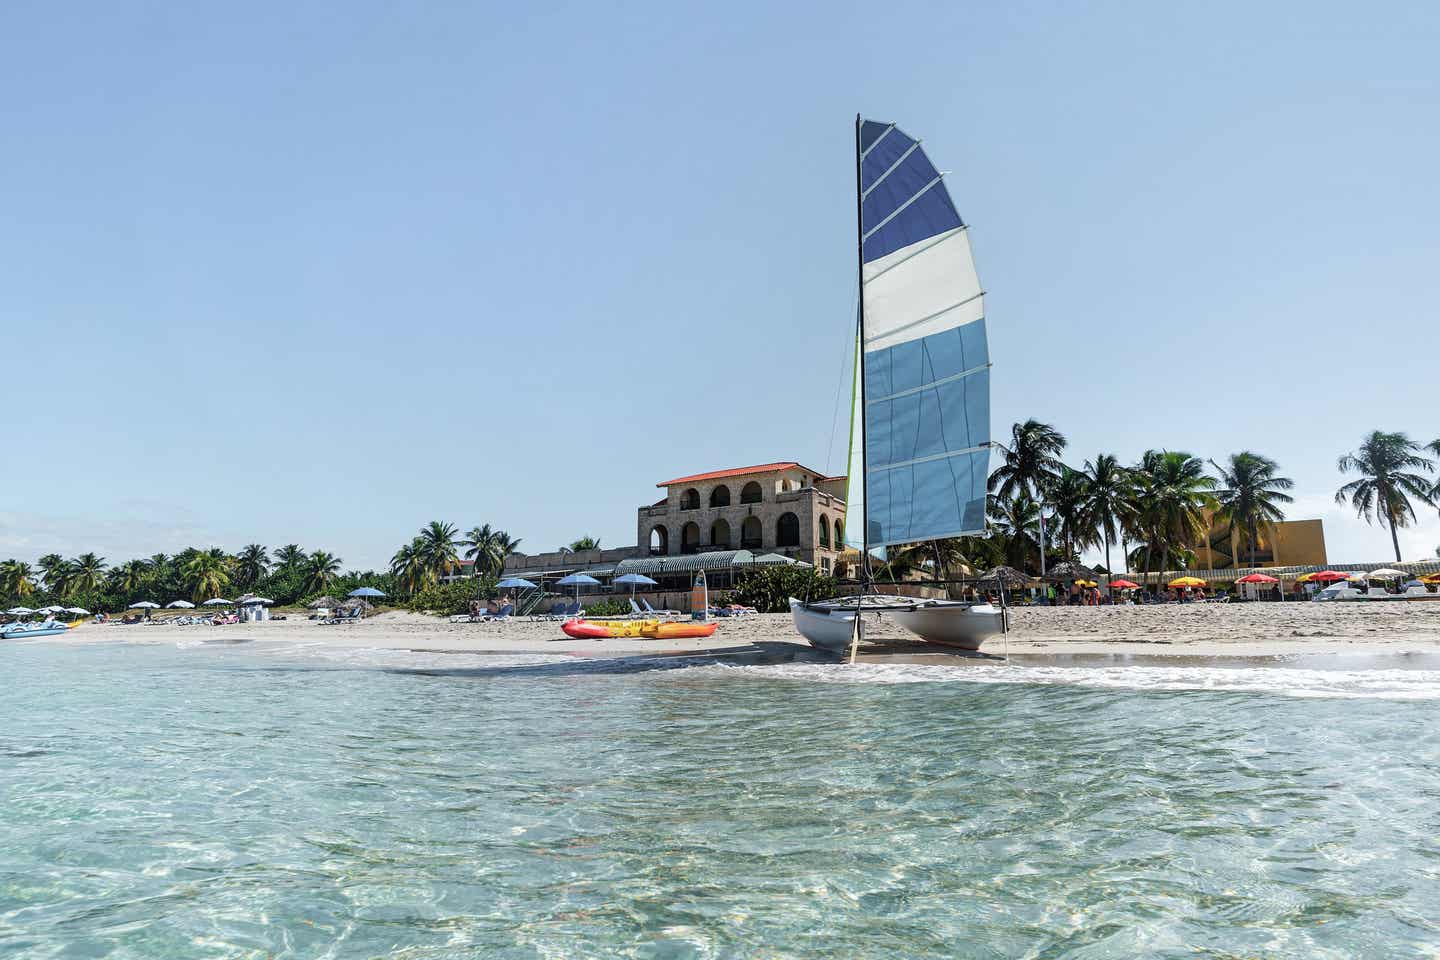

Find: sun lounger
479;603;514;622
640;598;679;616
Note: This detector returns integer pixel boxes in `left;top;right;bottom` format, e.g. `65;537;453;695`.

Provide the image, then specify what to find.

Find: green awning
614;550;761;576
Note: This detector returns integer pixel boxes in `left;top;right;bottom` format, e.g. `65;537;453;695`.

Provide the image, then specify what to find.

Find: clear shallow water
2;642;1439;958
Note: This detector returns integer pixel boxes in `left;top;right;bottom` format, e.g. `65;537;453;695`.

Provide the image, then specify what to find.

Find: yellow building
1190;517;1327;569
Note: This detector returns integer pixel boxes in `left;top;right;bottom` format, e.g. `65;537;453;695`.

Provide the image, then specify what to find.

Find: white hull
890;601;1006;651
789;596;1007;654
788;598;857;653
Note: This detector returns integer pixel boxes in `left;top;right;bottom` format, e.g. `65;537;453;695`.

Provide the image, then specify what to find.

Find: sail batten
852;117;991;549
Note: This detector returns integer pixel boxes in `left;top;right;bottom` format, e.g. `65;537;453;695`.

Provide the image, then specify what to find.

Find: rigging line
825;280;860;477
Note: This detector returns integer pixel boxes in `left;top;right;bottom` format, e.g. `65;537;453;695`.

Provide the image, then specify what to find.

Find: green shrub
406;578;497;616
731;566;839;613
581;597;630;617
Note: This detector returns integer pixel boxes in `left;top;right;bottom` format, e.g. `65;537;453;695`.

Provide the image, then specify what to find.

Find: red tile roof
657;462;827;487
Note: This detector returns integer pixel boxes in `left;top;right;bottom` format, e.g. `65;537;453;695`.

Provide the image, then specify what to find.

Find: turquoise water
2;641;1439;958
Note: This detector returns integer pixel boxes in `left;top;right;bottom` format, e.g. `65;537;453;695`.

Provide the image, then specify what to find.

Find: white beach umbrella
7;607;35;615
129;601;161;609
1365;568;1406;580
239;597;274;605
65;607;91;615
203;598;232;606
39;605;65;613
166;600;195;609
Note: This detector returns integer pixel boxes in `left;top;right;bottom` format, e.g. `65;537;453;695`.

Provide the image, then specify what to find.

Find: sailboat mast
853;113;871;593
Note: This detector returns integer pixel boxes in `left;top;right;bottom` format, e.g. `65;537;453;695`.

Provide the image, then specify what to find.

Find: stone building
636;462;848;574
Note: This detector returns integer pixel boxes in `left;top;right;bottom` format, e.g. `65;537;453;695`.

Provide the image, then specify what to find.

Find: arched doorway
741;516;762;549
681;522;701;554
777;512;800;547
649;525;669;556
710;519;731;549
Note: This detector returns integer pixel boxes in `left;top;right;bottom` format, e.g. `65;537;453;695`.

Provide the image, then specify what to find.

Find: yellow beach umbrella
1421;574;1440;584
1168;576;1206;588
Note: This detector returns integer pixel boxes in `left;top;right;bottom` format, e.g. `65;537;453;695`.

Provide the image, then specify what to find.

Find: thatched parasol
978;565;1032;587
307;596;340;610
1043;561;1098;582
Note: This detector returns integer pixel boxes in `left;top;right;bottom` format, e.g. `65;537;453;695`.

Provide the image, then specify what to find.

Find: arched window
709;485;730;507
649;525;669;556
740;481;763;504
710;519;731;549
681;522;701;554
680;488;700;510
834;519;844;546
818;515;830;548
777;512;800;547
741;516;762;549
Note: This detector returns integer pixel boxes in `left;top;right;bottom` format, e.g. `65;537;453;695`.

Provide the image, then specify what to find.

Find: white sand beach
44;601;1440;663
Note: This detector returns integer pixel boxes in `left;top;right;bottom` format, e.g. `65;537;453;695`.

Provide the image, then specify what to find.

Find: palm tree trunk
1037;501;1047;579
1388;511;1402;562
1103;534;1113;602
1249;519;1259;568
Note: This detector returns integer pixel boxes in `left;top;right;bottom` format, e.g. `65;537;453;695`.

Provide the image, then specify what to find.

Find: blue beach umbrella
496;578;536;590
348;587;387;598
556;573;600;602
612;573;657;603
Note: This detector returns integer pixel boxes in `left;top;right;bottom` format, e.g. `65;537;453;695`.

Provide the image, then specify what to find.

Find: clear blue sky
4;1;1439;570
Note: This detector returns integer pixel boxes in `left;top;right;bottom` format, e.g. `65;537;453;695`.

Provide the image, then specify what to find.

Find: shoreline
31;605;1440;669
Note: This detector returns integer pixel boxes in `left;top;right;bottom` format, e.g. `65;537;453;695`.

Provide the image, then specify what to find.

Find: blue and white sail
846;118;991;551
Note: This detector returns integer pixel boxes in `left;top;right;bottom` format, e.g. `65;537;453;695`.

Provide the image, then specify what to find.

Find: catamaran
791;116;1006;655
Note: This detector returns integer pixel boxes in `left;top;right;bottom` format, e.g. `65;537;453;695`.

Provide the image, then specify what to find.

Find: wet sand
45;601;1440;666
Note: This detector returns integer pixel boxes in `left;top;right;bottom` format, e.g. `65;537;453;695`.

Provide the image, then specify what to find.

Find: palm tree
1335;431;1436;562
461;524;520;578
69;553;108;597
390;537;429;594
1048;466;1096;562
1084;454;1134;586
418;522;460;582
113;558;151;597
182;548;232;603
273;544;306;573
1134;451;1216;583
569;535;601;551
988;420;1067;577
304;551;342;594
36;554;66;592
2;560;37;599
1210;452;1294;568
988;493;1042;572
235;544;270;588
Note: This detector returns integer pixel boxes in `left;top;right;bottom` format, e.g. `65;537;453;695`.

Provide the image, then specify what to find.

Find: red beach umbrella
1235;573;1280;584
1308;570;1349;583
1107;579;1139;589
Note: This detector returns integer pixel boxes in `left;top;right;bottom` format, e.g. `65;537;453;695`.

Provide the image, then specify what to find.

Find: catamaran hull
890;603;1005;651
788;598;856;653
2;626;71;639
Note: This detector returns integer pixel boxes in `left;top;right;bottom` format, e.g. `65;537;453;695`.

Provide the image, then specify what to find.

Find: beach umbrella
129;601;160;609
1107;579;1139;590
65;607;90;615
1235;573;1279;584
7;607;35;615
613;572;657;602
39;605;65;613
240;596;275;605
1168;576;1206;588
1421;574;1440;585
1307;571;1349;584
166;600;195;609
347;587;387;598
203;598;232;606
1364;568;1406;580
556;572;600;602
496;577;536;589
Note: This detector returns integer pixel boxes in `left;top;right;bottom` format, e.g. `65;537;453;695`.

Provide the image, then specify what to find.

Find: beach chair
640;598;678;616
479;603;514;622
629;598;645;617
